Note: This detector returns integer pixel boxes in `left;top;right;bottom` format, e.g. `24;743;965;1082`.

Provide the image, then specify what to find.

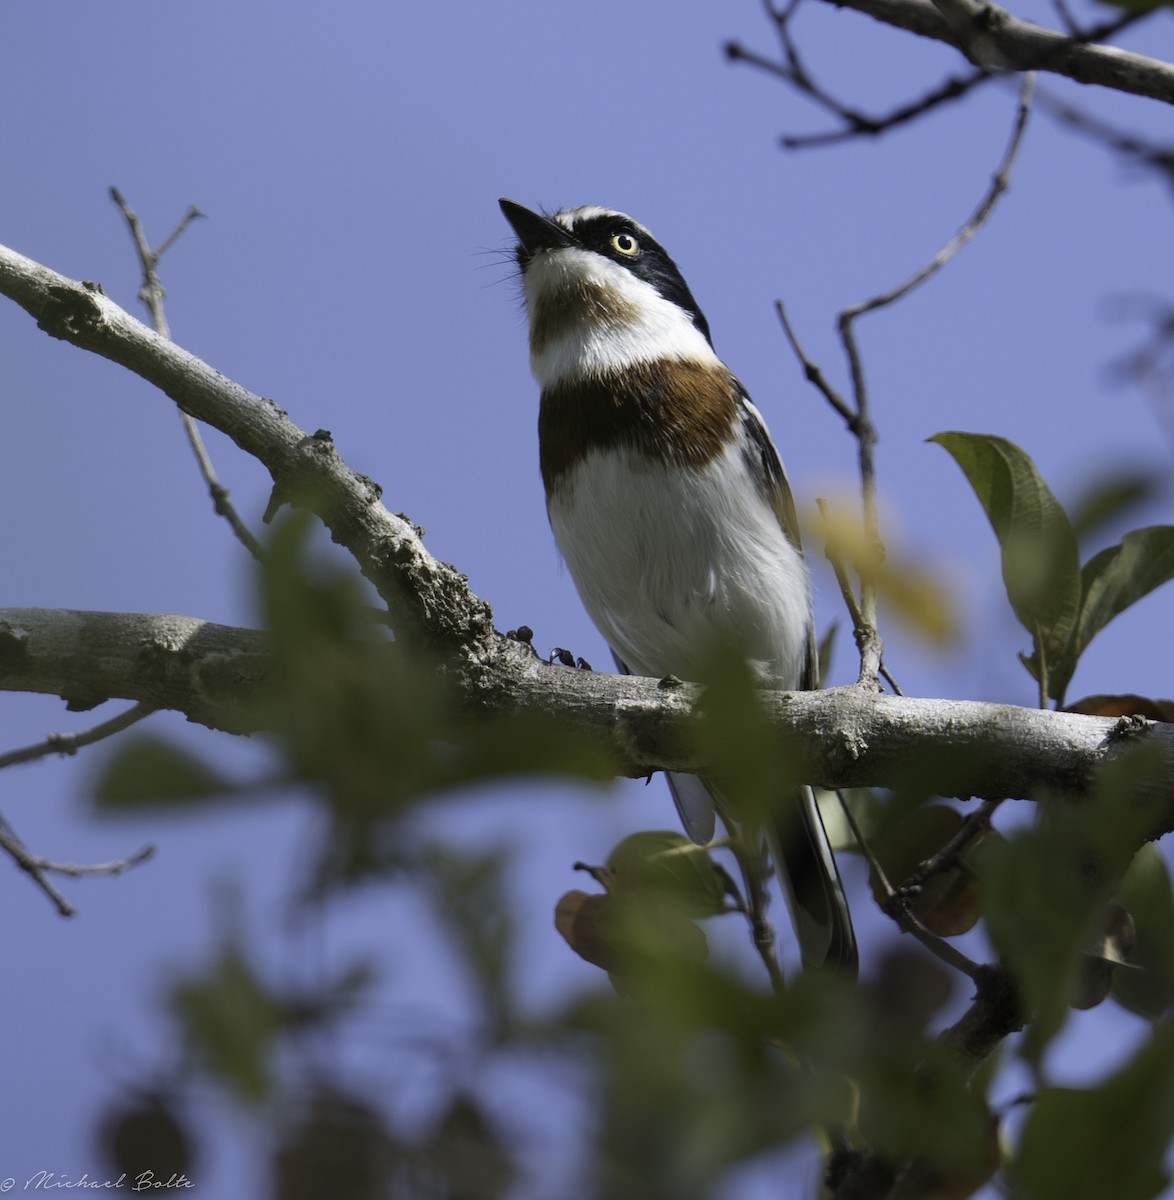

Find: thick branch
0;609;268;732
824;0;1174;104
0;244;493;659
4;607;1173;829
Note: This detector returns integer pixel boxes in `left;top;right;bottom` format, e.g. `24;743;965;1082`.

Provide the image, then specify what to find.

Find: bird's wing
734;383;818;689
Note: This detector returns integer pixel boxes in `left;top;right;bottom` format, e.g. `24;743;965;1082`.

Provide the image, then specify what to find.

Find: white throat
524;247;718;388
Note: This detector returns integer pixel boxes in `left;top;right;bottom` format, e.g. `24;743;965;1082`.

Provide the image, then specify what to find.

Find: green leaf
571;962;856;1194
930;432;1080;686
423;848;515;1036
258;513;612;887
426;1094;516;1200
857;1038;994;1179
1068;468;1163;542
1008;1024;1174;1200
1113;844;1174;1019
692;639;785;826
1051;526;1174;703
94;734;232;810
171;942;286;1104
605;831;729;918
981;744;1168;1062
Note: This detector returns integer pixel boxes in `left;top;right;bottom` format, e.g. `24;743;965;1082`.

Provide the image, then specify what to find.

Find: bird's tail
768;785;857;974
668;772;857;975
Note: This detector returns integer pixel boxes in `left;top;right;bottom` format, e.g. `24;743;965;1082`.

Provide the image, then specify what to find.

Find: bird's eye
610;232;640;257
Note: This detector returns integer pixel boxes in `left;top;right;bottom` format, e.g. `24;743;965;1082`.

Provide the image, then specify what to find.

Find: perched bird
499;199;857;973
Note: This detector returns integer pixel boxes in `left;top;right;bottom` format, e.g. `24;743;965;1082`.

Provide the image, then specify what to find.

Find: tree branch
0;809;155;918
821;0;1170;103
0;701;155;771
110;187;265;562
3;607;1172;827
0;243;494;660
0;608;268;732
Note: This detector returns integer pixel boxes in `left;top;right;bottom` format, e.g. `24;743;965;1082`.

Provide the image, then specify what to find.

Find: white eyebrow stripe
552;205;655;241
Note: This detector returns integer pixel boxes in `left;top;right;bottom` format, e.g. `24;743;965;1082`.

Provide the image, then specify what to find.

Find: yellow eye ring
610;232;639;257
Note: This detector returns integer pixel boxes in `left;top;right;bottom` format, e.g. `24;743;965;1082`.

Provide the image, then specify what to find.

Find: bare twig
730;0;995;148
783;69;991;149
0;702;155;771
835;790;984;979
906;798;1004;887
1104;295;1174;453
835;310;885;689
838;74;1033;686
1031;83;1174;194
717;857;788;995
775;268;881;684
879;664;904;696
109;189;202;339
841;72;1035;320
1050;0;1082;37
110;188;264;562
776;303;854;425
815;497;869;633
779;77;1033;689
732;0;1143;150
0;811;155;917
1034;625;1050;710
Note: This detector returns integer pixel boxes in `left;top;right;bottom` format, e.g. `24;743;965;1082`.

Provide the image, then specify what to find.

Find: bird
499;198;857;974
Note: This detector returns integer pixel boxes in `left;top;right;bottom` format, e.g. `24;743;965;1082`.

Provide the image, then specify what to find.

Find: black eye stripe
559;211;715;348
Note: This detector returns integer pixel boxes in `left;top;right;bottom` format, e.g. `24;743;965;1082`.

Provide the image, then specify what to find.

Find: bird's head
499;199;715;386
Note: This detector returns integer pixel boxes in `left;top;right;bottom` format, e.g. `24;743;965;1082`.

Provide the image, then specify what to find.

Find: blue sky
3;2;1174;1197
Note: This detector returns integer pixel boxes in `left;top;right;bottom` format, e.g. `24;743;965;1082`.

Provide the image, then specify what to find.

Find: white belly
547;443;811;689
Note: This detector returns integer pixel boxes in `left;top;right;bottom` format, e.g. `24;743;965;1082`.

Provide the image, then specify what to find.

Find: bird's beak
499;199;575;255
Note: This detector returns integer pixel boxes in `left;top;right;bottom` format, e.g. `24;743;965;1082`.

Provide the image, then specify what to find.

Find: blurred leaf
692;639;786;826
97;1092;195;1183
1113;844;1174;1018
1008;1023;1174;1200
424;848;515;1035
869;804;989;937
258;515;611;886
828;788;888;852
1073;902;1136;1010
857;1039;994;1178
865;947;955;1037
1049;526;1174;703
425;1094;515;1200
816;621;838;688
930;432;1080;680
1068;467;1163;542
874;557;958;647
171;942;286;1104
571;965;857;1198
284;960;378;1030
812;786;861;855
556;890;621;972
815;500;957;647
94;734;232;810
1066;694;1174;721
605;831;729;918
981;743;1167;1061
555;888;709;994
273;1088;397;1200
875;1115;1000;1200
